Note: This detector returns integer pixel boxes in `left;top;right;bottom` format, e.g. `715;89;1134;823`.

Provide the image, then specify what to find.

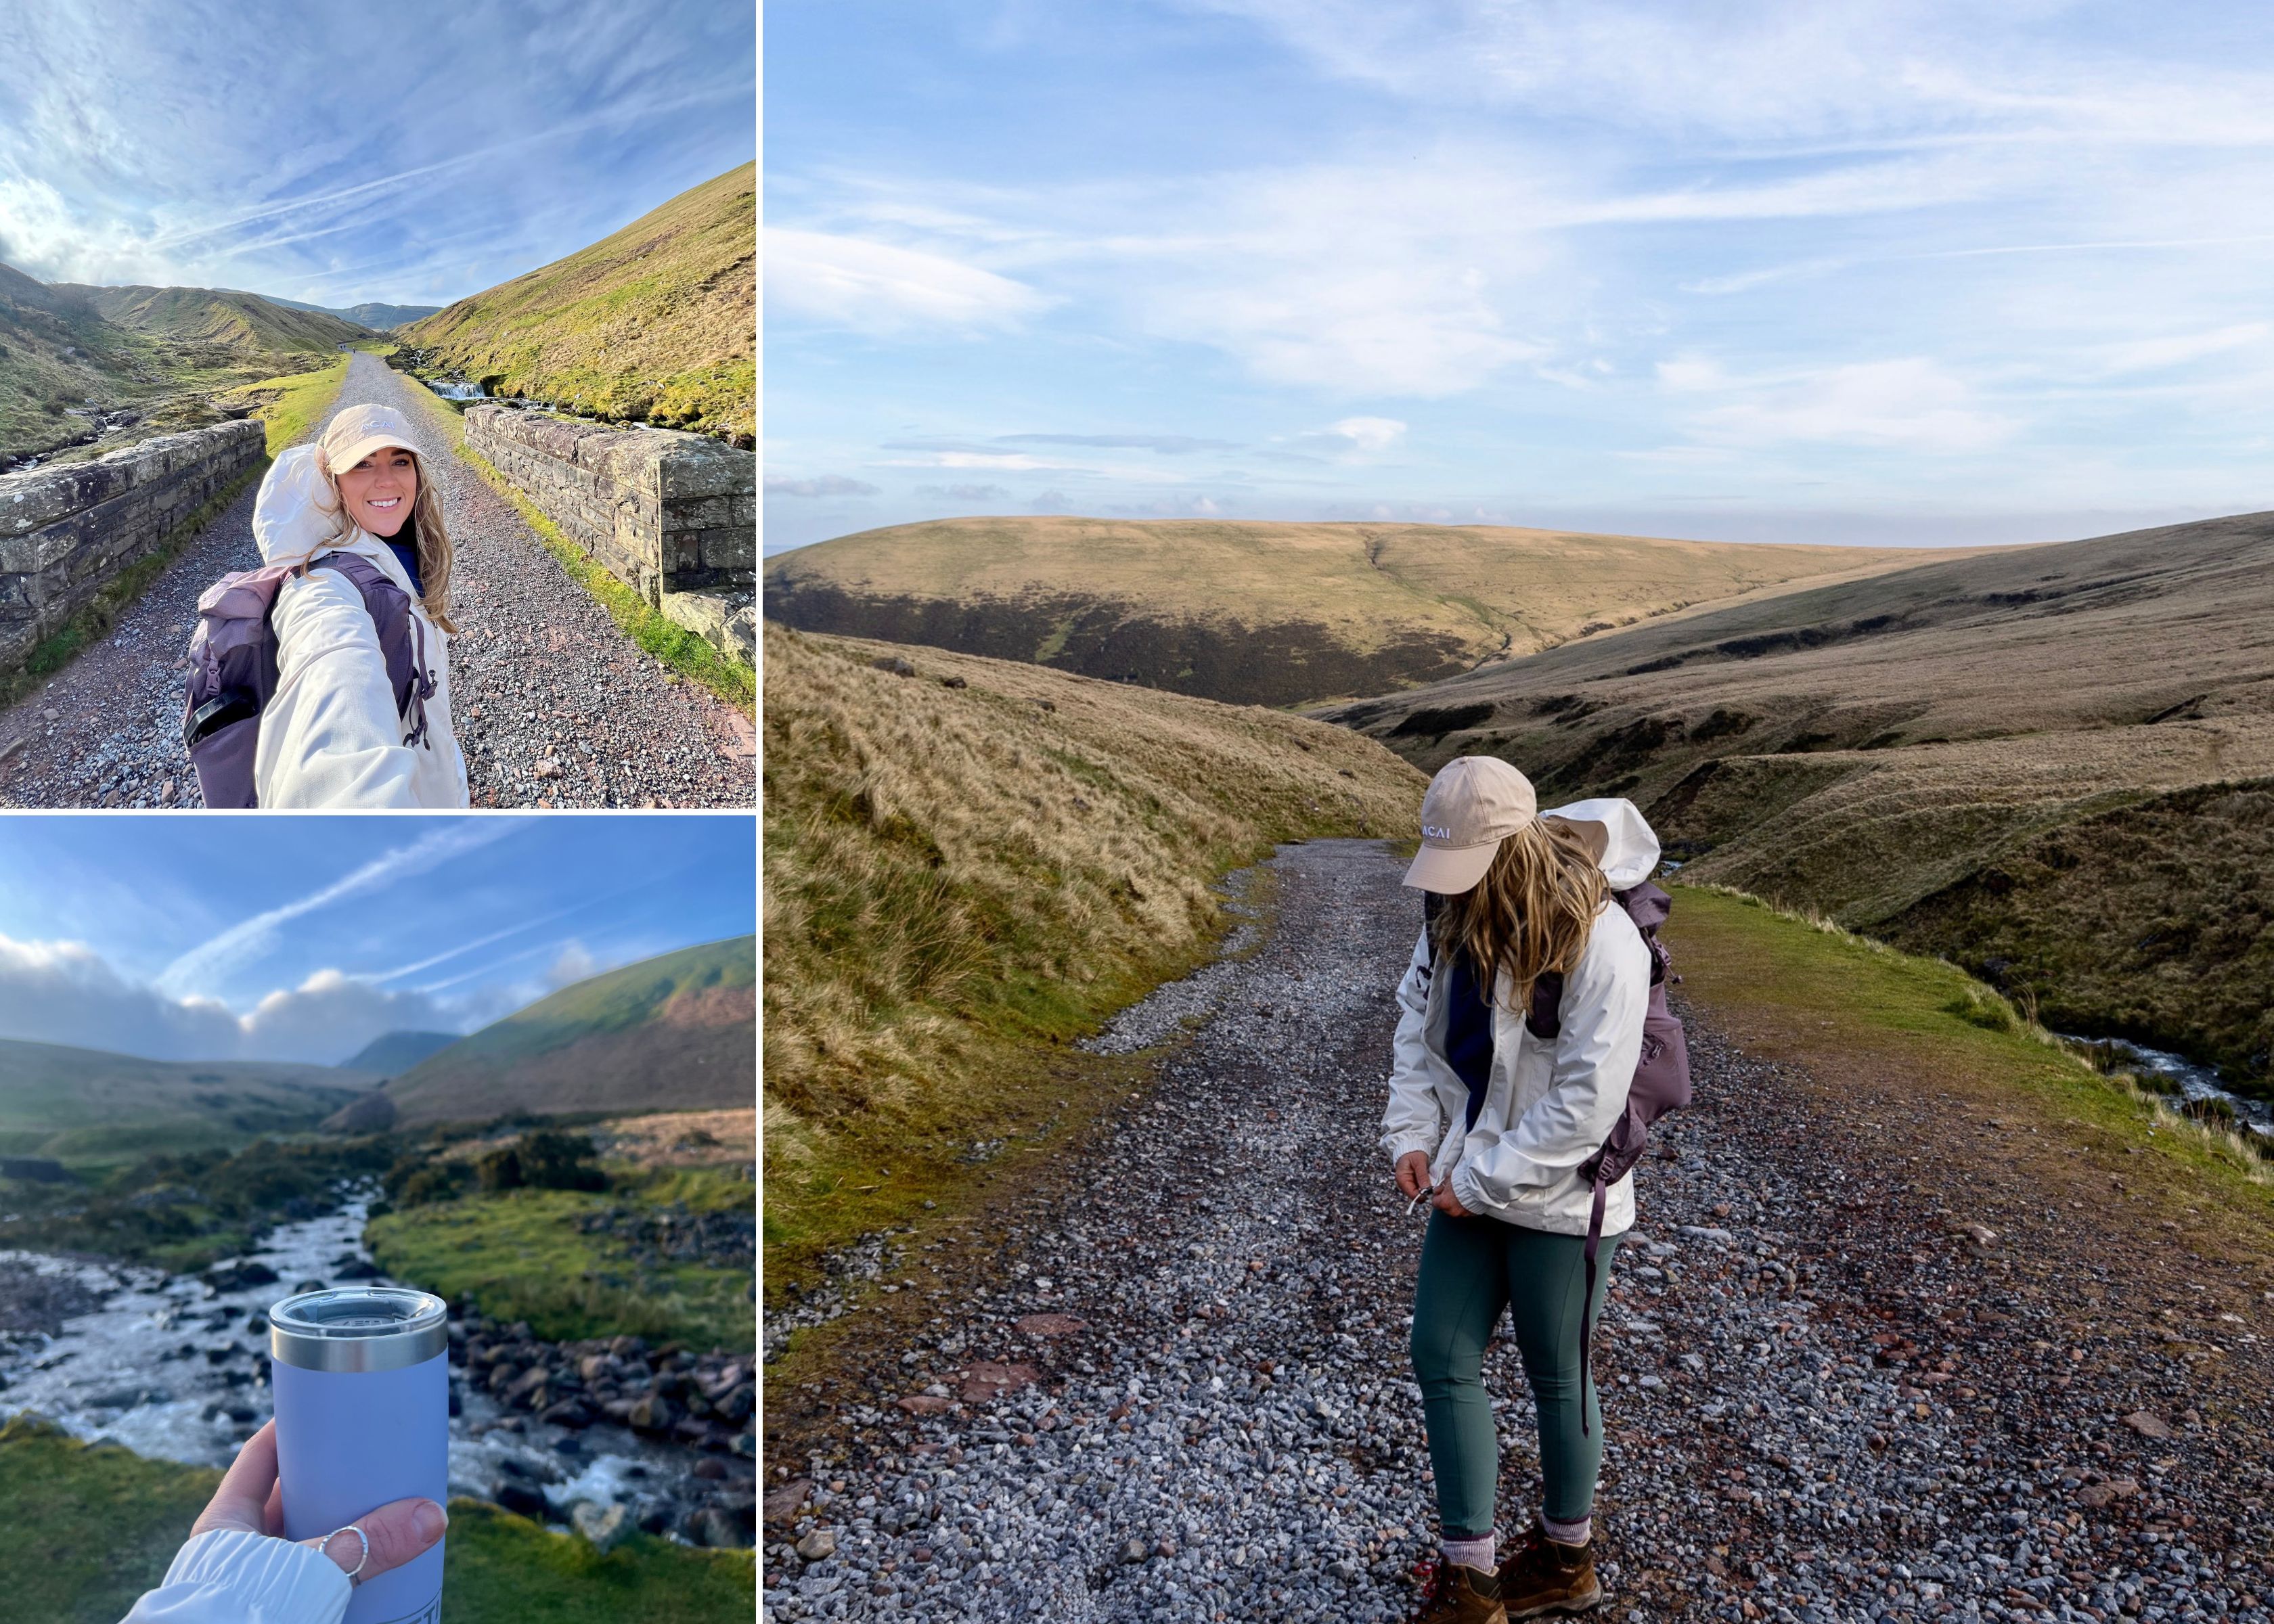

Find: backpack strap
1579;1171;1606;1438
312;553;438;747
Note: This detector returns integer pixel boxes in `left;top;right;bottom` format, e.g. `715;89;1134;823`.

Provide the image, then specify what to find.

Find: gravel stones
761;838;2274;1623
0;352;751;808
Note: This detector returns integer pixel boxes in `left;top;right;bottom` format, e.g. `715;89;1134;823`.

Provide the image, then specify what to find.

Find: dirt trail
0;352;751;807
762;839;2274;1624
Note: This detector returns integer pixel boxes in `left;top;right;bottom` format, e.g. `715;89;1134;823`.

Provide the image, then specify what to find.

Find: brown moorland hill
761;515;1953;708
1324;510;2274;1091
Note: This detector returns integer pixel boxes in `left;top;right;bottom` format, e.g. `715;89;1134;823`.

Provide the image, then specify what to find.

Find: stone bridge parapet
0;419;266;671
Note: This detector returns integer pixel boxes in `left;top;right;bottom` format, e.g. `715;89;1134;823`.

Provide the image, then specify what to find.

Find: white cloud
2090;323;2270;376
1668;357;2016;453
0;933;457;1066
765;474;880;497
763;227;1048;335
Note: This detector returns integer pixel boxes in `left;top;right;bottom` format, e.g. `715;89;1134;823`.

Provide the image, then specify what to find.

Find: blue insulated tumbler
269;1287;451;1624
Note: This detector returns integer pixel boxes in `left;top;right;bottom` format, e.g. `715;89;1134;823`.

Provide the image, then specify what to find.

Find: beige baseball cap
1402;755;1538;894
317;404;420;479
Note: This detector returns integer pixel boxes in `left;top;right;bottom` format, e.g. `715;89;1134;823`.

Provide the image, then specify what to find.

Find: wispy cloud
156;822;522;997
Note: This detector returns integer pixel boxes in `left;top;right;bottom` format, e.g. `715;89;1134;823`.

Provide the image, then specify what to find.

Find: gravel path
0;353;753;807
761;838;2274;1623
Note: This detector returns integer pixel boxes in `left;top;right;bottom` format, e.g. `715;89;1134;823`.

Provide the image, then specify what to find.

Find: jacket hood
1542;796;1662;889
253;444;418;597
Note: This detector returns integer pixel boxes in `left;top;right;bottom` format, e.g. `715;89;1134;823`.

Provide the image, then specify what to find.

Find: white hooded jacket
249;446;469;809
1379;798;1661;1237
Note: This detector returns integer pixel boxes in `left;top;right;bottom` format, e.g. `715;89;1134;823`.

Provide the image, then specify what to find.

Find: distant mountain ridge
401;161;754;446
763;515;1957;708
254;293;443;331
53;284;379;351
340;1030;461;1075
366;938;756;1129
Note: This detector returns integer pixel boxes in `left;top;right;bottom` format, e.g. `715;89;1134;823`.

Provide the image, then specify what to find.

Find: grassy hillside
0;1039;369;1172
763;623;1426;1278
400;162;753;446
378;939;755;1127
1329;510;2274;1093
0;1418;753;1624
762;516;1946;707
56;284;378;353
0;263;353;465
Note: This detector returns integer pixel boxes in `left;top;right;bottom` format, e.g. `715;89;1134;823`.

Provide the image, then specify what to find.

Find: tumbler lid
269;1286;449;1373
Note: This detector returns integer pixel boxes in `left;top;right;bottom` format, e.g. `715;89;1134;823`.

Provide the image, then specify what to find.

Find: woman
250;403;469;807
120;1420;445;1622
1383;756;1658;1623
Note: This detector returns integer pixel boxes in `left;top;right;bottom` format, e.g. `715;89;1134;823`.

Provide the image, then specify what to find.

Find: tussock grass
761;625;1426;1278
217;351;351;455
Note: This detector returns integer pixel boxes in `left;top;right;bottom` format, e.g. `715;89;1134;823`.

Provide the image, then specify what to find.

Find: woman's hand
1394;1150;1432;1200
1432;1179;1472;1218
191;1421;447;1583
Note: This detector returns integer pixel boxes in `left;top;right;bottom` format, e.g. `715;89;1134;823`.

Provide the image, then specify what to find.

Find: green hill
54;284;378;353
399;162;753;445
1326;510;2274;1093
340;1029;461;1075
0;1039;371;1171
376;938;755;1127
0;262;357;464
762;515;1953;707
254;294;442;330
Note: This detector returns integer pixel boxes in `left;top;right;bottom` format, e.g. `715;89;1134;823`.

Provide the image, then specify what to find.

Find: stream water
2064;1035;2274;1139
0;1188;700;1524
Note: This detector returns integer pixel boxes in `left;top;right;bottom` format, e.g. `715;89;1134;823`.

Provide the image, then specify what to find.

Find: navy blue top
382;514;424;597
1442;951;1496;1130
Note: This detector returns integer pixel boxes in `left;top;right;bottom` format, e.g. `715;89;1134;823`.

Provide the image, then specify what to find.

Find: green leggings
1408;1209;1621;1538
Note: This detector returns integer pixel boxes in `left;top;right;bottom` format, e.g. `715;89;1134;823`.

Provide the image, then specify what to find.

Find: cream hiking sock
1540;1512;1591;1546
1442;1534;1496;1574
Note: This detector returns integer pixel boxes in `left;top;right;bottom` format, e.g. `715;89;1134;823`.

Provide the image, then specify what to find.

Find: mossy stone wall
462;405;753;606
0;418;265;668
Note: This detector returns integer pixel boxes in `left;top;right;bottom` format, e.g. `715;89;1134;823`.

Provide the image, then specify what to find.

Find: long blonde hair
1430;818;1608;1008
314;449;458;633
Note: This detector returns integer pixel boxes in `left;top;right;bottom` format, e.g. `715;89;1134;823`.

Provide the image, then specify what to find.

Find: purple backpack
181;552;436;808
1522;880;1691;1434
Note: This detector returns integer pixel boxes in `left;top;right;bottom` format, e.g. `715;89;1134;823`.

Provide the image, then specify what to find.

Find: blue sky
764;1;2274;553
0;1;754;311
0;816;755;1066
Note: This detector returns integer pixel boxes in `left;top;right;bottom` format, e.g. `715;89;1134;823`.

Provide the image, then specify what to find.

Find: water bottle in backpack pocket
182;552;436;808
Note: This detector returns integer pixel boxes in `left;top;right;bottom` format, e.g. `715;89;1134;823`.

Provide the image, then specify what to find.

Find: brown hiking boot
1412;1558;1508;1624
1496;1527;1603;1617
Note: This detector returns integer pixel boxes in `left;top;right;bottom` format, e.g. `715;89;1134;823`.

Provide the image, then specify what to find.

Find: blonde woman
1383;758;1658;1623
250;403;469;807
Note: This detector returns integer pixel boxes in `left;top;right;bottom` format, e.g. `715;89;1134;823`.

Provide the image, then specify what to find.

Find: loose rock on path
762;838;2274;1623
0;352;752;807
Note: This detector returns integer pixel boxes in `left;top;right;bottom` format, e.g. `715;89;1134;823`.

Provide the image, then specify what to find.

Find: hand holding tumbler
270;1287;451;1624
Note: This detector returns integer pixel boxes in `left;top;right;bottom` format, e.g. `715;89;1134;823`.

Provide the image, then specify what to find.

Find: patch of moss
365;1181;752;1351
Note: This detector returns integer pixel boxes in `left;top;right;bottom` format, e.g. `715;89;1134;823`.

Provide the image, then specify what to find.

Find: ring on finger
316;1523;371;1582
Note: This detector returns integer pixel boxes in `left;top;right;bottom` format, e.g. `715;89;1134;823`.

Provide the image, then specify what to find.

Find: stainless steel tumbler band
269;1287;449;1373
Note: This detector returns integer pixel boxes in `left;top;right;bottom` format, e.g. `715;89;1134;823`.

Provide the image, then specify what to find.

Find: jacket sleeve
1379;926;1448;1165
1452;910;1649;1216
120;1529;350;1624
255;568;421;809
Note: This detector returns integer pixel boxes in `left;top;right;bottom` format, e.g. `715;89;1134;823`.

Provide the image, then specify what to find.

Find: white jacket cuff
1379;1129;1439;1166
1450;1159;1503;1217
122;1528;351;1624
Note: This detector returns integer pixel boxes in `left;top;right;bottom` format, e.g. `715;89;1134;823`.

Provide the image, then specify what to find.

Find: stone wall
0;419;266;671
462;405;754;606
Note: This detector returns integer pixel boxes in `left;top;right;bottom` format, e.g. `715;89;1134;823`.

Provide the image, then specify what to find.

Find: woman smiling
248;403;470;807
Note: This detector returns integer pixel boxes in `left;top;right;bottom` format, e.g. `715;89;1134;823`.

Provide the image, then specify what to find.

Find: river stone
495;1481;550;1520
627;1393;679;1433
795;1527;837;1561
571;1500;631;1554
